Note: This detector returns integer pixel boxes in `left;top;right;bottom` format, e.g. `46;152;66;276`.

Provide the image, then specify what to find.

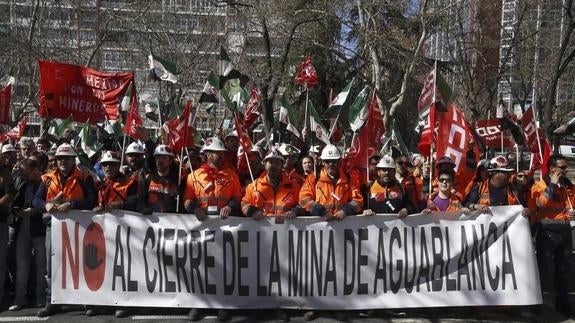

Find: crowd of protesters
0;129;573;322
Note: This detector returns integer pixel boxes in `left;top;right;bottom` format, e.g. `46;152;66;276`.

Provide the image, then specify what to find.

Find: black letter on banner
143;227;157;292
404;227;417;293
237;230;249;296
204;231;216;294
323;230;337;296
268;231;282;296
444;228;457;291
288;230;304;297
223;230;236;295
163;229;176;293
431;227;444;291
416;228;431;292
373;228;387;293
485;223;500;291
389;227;402;294
458;226;472;290
501;223;517;290
126;227;137;291
112;225;126;291
189;230;204;293
175;230;190;293
310;231;323;297
156;229;163;292
257;232;267;296
343;229;356;295
471;225;486;290
357;228;368;295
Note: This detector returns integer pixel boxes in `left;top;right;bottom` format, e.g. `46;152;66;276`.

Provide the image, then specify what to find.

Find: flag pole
304;85;310;147
532;106;544;165
176;147;184;213
244;150;255;187
515;144;519;172
120;134;127;167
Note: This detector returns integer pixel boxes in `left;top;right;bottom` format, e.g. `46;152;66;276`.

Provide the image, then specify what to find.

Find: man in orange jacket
299;144;363;221
33;143;97;317
242;149;301;220
184;137;242;222
531;154;575;316
184;137;241;322
94;151;137;212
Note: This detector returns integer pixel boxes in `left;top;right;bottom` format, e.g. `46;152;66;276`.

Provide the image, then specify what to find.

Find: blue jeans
14;216;46;306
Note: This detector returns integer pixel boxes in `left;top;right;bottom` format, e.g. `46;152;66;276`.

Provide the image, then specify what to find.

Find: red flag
163;100;195;151
417;104;436;156
243;86;261;129
233;111;252;154
0;84;11;125
294;56;318;88
522;106;552;175
0;117;27;143
38;60;134;122
344;92;384;165
435;103;473;175
122;86;146;141
474;119;516;148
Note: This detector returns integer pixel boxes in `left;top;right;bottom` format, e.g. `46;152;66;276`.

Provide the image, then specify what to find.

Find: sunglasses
516;174;525;178
438;177;452;183
56;156;74;161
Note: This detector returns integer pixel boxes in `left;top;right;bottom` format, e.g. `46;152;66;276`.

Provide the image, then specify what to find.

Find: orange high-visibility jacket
532;178;575;222
427;191;463;212
184;164;242;212
98;176;137;210
42;167;90;202
299;168;363;216
475;180;520;206
241;172;299;216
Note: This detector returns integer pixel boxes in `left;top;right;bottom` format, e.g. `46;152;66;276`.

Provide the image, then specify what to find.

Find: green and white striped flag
348;87;370;132
48;116;74;137
103;118;123;137
79;124;103;158
278;95;300;137
309;102;330;145
149;52;178;83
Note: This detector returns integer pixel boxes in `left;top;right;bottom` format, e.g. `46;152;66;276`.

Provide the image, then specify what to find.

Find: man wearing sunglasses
463;156;524;213
531;154;575;316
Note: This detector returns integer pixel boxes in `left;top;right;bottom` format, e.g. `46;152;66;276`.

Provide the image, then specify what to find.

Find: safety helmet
262;149;285;163
476;158;490;169
225;130;238;139
100;151;121;163
126;142;145;155
278;143;300;157
55;143;77;157
489;156;514;172
201;137;227;152
153;144;175;157
320;144;342;160
376;155;396;169
1;144;16;154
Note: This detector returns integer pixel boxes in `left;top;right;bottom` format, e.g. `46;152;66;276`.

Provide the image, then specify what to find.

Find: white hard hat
278;143;300;156
376;155;396;169
225;130;238;139
100;151;120;163
320;144;342;160
126;142;145;155
201;137;227;152
55;143;77;157
1;144;16;154
489;156;514;172
153;144;174;157
309;145;321;154
263;149;285;163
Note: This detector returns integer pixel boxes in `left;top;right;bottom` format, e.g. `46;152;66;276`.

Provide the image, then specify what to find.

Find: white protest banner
51;206;541;309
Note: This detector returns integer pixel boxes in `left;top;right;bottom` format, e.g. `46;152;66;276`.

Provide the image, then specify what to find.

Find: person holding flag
299;144;363;221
